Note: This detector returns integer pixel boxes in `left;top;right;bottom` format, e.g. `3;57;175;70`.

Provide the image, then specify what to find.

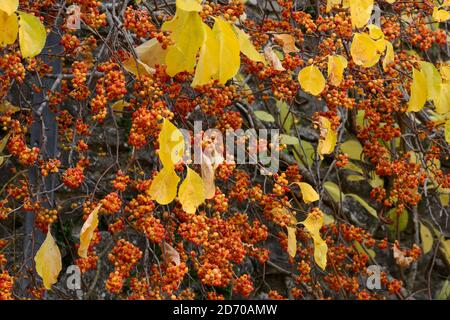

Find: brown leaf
274;34;298;54
264;46;285;71
161;242;180;266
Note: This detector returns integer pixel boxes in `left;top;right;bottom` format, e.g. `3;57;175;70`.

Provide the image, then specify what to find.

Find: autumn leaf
317;116;337;158
301;209;328;270
134;38;166;69
0;0;18;16
298;65;326;96
407;67;427;112
178;167;205;214
235;27;266;63
287;226;297;258
420;61;442;104
148;166;180;205
393;242;414;268
78;203;102;258
327;55;347;86
435;82;450;114
176;0;202;12
433;7;450;22
192;23;219;87
201;152;216;199
445;119;450;144
349;0;374;29
18;11;47;58
293;182;319;204
350;32;381;68
158;118;185;168
273;34;299;54
313;237;328;270
0;10;18;47
382;41;395;70
162;8;205;76
264;46;285;71
161;242;181;266
212;17;240;84
35;228;62;290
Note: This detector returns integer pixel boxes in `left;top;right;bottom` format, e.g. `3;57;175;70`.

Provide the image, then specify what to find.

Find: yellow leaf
178;167;205;214
263;46;285;71
440;65;450;82
367;24;384;41
407;67;428;112
420;61;442;103
301;209;328;269
326;0;342;13
327;54;347;86
433;7;450;22
293;182;319;203
0;10;18;46
0;0;18;16
445;119;450;144
349;0;374;29
34;228;62;290
192;23;219;87
0;132;11;153
313;237;328;270
350;32;381;68
158;118;185;168
162;9;205;76
0;100;20;113
212;17;240;84
18;11;47;58
420;223;433;254
148;166;180;205
176;0;202;12
436;82;450;114
135;38;167;69
78;203;101;258
287;226;297;258
111;100;130;118
301;210;323;237
122;57;155;76
235;27;266;63
273;33;299;54
383;41;395;70
298;65;326;96
317;116;337;158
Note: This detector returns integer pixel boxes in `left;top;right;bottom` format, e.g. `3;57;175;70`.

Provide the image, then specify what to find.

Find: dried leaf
273;34;298;54
264;46;285;71
161;242;181;266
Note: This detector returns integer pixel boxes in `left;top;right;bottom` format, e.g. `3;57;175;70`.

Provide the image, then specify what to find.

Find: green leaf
294;140;315;167
254;110;275;122
386;209;408;233
436;280;450;300
276;100;294;132
346;174;366;182
345;193;378;218
280;134;299;145
340;139;363;160
324;181;344;203
420;223;433;254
